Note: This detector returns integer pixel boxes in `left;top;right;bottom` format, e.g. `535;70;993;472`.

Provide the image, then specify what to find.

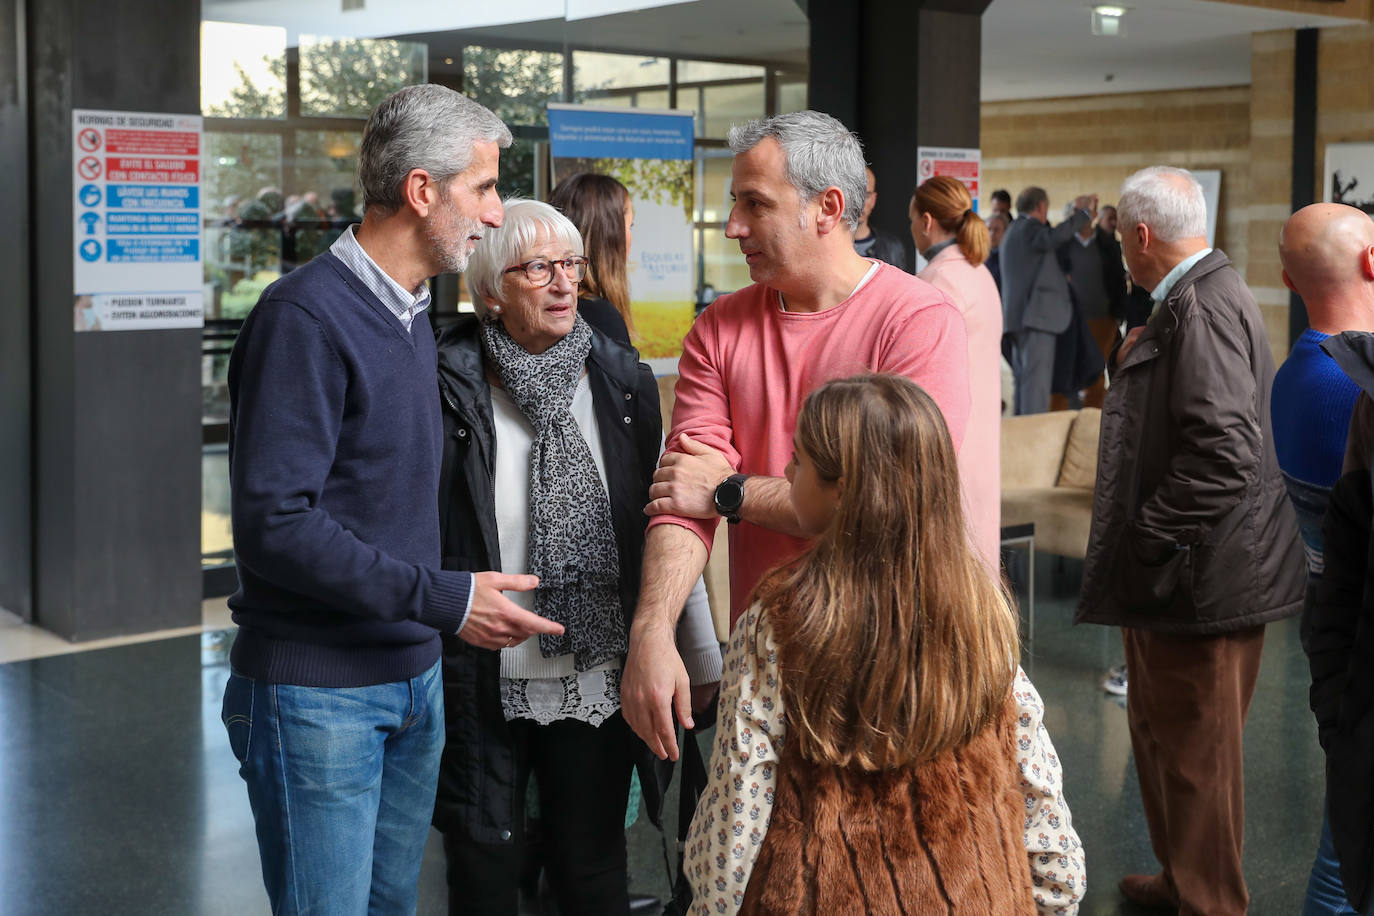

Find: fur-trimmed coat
739;698;1036;916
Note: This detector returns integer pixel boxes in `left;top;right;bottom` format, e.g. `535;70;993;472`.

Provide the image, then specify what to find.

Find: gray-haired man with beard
221;84;563;914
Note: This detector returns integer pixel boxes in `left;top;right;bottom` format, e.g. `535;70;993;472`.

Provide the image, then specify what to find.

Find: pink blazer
920;244;1004;569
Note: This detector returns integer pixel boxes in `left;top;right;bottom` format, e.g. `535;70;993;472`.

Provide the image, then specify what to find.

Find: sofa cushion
1057;407;1102;490
1001;488;1095;559
1000;410;1079;490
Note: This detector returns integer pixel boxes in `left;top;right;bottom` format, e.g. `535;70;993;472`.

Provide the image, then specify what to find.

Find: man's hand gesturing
458;572;564;650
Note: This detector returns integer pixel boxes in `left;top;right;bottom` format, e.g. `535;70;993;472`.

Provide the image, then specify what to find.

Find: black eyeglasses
502;256;590;287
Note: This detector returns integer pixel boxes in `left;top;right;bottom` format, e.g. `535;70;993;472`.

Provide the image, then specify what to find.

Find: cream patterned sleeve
684;602;783;916
1014;666;1086;914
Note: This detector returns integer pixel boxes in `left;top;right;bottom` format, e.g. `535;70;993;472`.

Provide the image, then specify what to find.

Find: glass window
292;131;361;215
463;47;563;197
203;446;233;569
699;153;734;226
677;60;764;83
497;137;541;199
289;131;361;267
201;21;286;119
573;51;669;105
677;60;765;139
202;132;283;319
635;89;669;110
699;226;751;297
299;36;428;118
774;73;807;115
700;82;765;139
463;46;564;126
694;150;748;297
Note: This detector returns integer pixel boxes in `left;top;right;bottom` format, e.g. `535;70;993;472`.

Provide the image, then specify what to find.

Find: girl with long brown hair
684;374;1083;915
549;172;636;345
911;175;1004;570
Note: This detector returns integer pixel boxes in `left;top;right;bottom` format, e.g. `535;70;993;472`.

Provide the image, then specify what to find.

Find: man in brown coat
1076;166;1305;915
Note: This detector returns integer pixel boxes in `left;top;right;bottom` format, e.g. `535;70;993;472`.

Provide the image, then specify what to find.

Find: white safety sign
71;109;204;331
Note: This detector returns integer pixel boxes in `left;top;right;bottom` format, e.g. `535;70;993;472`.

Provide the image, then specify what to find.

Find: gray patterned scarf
481;315;626;671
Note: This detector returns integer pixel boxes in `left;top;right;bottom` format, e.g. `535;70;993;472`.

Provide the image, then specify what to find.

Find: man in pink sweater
622;110;972;760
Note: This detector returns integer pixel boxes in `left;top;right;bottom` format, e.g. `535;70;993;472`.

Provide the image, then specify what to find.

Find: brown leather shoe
1118;873;1179;909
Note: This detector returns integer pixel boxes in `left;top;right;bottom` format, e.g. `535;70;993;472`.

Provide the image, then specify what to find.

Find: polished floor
0;554;1327;915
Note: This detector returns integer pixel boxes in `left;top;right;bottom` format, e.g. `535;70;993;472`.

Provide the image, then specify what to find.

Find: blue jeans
1304;806;1358;916
222;661;445;916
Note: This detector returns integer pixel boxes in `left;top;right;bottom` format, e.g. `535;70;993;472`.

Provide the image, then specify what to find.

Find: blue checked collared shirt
329;224;431;333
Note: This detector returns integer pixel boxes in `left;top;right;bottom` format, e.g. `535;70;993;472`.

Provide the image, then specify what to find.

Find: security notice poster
915;147;981;273
72;109;204;331
917;146;981;207
548;103;695;371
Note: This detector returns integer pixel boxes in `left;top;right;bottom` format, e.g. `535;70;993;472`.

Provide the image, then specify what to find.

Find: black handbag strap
660;726;710;914
677;726;708;841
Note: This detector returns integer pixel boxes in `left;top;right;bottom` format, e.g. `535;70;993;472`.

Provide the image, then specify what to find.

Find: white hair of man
358;84;513;215
727;110;868;231
1118;166;1207;243
465;198;584;318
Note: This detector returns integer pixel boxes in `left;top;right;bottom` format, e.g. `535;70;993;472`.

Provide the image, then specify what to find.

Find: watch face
715;476;745;514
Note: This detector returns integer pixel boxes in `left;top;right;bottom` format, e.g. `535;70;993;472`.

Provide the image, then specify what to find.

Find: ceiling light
1092;5;1128;37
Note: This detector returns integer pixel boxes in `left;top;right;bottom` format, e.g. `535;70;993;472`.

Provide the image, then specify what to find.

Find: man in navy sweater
221;84;564;914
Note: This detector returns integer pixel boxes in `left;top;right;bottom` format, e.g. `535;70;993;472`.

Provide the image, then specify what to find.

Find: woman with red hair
910;176;1003;567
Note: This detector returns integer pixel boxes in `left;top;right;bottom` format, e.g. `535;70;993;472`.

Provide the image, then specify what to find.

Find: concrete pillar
29;0;202;639
809;0;991;266
0;0;31;620
1246;30;1298;369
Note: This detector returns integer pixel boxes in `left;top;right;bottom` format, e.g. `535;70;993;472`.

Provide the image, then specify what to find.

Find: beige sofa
1000;408;1101;559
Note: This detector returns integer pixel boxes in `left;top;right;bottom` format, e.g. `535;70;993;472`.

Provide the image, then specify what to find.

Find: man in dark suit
990;188;1013;224
1000;186;1094;414
852;167;909;270
986;211;1008;292
1097;204;1127;319
1057;204;1127;408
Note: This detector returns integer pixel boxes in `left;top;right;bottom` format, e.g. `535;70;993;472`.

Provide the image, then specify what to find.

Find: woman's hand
458;572;564;650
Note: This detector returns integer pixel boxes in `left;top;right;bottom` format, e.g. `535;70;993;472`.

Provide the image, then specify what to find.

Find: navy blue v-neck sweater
227;252;470;687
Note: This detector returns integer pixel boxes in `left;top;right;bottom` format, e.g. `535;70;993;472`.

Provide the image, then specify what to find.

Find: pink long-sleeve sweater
650;261;971;625
919;244;1004;569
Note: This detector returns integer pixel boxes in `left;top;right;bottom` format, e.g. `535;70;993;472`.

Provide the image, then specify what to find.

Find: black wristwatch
713;474;748;525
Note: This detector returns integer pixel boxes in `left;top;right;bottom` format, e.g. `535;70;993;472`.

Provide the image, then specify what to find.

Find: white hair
727;110;867;231
1118;166;1207;243
465;198;583;317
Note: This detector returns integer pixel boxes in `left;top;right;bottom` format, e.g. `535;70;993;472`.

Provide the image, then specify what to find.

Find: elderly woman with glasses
431;198;720;916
